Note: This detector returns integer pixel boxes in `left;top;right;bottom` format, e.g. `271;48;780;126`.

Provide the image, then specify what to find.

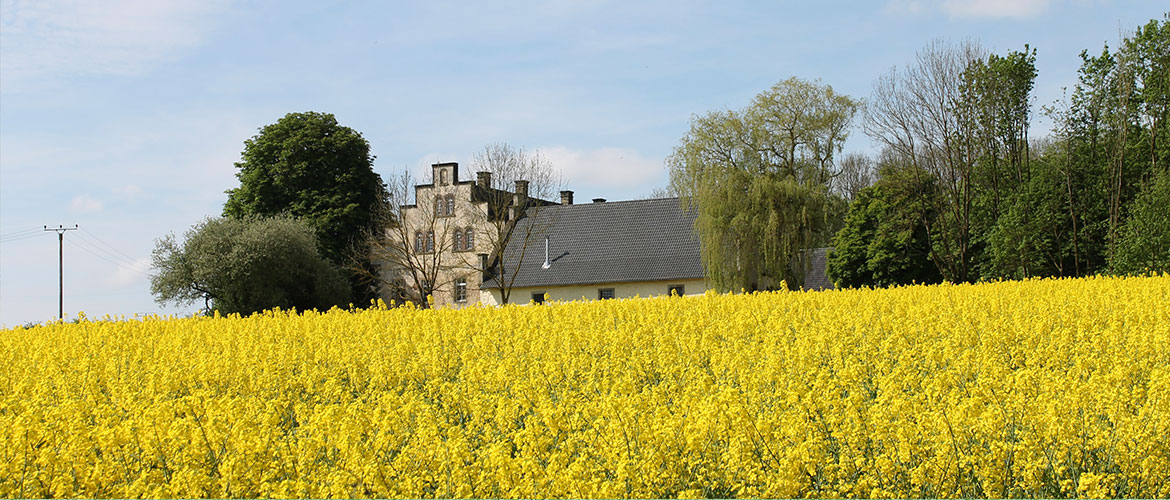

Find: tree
150;216;350;315
355;169;460;308
467;143;562;304
1112;167;1170;274
835;152;876;202
222;111;388;301
984;145;1080;279
827;158;942;288
864;40;1043;283
669;77;859;291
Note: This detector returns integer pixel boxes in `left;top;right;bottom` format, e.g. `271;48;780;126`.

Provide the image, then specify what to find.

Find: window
454;229;463;252
426;230;434;252
598;288;615;300
454;278;467;303
668;284;685;296
414;231;423;253
434;196;442;216
531;292;546;305
464;227;474;250
445;195;455;216
439;169;449;185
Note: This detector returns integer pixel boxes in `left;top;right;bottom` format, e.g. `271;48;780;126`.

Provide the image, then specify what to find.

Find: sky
0;0;1164;326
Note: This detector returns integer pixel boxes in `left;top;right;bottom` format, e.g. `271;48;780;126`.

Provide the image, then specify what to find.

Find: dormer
432;162;459;186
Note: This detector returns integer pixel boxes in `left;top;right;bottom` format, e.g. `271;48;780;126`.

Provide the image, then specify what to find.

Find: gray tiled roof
489;198;704;288
802;247;835;291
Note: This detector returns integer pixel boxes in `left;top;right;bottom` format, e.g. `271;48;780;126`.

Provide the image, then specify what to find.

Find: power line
78;227;139;263
65;239;149;275
1;226;45;239
0;232;50;244
71;232;142;268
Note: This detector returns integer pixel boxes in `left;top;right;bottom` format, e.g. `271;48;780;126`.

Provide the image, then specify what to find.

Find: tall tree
865;40;1040;282
467;143;562;305
828;156;942;288
835;152;877;203
669;77;859;291
223;112;388;301
150;216;350;315
1112;166;1170;274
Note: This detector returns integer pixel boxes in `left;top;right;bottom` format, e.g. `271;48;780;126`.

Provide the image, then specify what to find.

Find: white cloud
69;195;103;213
538;146;664;191
109;256;150;287
0;0;227;85
884;0;1052;19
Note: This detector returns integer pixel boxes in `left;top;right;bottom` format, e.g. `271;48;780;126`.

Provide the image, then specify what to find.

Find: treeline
668;15;1167;291
828;16;1169;287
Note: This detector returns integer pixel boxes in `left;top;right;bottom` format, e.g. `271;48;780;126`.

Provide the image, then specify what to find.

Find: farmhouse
383;162;833;308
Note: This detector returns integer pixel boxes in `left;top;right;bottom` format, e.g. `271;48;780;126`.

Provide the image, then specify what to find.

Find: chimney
542;236;551;269
476;171;491;189
560;190;574;205
511;180;529;219
592;198;606;203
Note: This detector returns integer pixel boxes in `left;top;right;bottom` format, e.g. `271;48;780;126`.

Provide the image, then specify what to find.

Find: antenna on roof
542;236;551;269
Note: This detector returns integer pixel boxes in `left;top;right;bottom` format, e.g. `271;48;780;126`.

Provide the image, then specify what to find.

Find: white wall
480;278;708;305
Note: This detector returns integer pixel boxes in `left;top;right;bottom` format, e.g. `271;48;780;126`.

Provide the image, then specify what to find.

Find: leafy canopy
668;77;858;291
150;215;350;316
223;111;388;297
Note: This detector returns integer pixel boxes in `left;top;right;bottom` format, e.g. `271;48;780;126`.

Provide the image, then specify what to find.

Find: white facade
480;278;708;305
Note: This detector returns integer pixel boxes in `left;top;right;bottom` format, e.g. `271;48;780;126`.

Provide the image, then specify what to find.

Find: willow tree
668;77;859;291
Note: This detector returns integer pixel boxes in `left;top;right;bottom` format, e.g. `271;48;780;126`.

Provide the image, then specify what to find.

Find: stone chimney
511;180;529;219
560;190;574;205
476;171;491;189
592;198;606;203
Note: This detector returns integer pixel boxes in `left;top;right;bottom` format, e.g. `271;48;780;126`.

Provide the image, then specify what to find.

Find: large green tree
1112;167;1170;274
150;216;350;315
668;77;859;291
223;112;388;300
828;160;942;288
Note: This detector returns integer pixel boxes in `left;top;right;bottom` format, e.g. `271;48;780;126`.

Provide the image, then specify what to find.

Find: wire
65;239;150;276
72;231;142;268
78;227;139;263
0;232;50;244
0;226;45;239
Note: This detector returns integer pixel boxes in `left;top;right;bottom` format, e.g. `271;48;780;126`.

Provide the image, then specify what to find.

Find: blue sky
0;0;1163;326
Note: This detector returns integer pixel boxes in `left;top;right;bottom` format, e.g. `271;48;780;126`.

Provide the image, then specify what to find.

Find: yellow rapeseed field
2;275;1168;498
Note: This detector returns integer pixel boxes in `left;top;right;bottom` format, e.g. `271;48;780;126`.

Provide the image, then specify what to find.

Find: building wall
480;278;709;305
385;163;493;309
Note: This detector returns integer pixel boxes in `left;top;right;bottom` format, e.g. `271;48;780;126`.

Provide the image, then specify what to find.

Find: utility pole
44;224;78;320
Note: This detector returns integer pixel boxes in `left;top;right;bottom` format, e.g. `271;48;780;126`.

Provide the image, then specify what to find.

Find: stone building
383;161;833;308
